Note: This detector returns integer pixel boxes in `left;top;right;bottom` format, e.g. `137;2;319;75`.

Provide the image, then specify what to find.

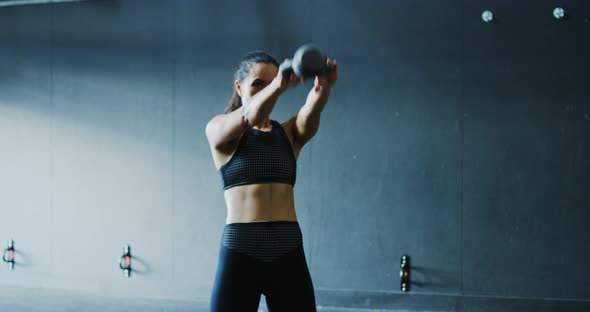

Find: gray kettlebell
280;44;333;79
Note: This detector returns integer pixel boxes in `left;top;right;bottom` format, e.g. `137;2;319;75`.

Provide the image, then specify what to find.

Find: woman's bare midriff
224;182;297;224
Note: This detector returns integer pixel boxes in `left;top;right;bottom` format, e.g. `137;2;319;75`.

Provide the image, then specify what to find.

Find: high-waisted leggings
210;221;316;312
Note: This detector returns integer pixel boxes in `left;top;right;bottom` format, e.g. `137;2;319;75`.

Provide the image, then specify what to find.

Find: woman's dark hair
225;51;279;114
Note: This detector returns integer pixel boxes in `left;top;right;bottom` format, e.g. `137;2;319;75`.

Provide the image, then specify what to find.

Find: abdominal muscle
223;182;297;224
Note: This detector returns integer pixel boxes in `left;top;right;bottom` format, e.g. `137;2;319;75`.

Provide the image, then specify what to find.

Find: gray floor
2;287;590;312
0;286;444;312
0;287;406;312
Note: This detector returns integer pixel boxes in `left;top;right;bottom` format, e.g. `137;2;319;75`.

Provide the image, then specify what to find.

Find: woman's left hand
314;58;338;91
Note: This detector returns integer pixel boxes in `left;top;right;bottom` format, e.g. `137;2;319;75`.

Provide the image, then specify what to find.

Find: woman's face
235;62;278;105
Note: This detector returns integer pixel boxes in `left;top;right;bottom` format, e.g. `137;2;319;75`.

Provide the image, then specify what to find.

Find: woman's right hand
276;59;304;91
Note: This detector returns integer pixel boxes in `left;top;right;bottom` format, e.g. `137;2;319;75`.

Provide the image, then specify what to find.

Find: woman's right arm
206;73;295;149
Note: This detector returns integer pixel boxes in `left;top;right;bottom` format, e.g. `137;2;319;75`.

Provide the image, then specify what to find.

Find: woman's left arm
291;59;338;146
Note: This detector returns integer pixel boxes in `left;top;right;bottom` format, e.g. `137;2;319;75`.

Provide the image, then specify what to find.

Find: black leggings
210;221;316;312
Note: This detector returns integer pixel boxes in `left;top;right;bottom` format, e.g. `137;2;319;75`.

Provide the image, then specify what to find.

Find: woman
206;51;338;311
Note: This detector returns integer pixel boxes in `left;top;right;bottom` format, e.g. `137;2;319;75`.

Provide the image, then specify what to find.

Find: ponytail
225;90;242;114
224;51;279;114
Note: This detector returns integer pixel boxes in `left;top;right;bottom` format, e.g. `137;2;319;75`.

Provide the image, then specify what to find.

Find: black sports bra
219;120;296;190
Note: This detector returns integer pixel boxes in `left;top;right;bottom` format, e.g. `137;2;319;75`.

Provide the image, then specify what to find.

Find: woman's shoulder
275;118;297;143
276;116;296;128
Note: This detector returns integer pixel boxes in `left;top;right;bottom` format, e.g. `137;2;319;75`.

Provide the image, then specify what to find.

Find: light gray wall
0;0;589;311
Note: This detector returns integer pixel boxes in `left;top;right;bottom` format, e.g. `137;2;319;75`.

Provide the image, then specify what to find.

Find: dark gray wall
0;0;589;311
